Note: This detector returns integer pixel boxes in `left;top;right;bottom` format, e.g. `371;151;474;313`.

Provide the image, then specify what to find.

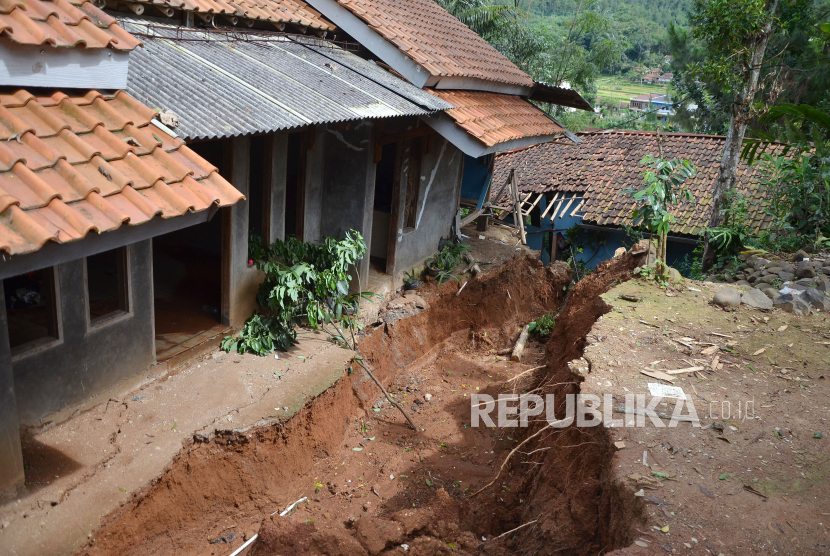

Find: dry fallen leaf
752;348;766;356
702;346;719;356
778;325;788;332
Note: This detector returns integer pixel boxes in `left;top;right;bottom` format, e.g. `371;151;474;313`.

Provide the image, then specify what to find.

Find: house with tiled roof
0;0;458;497
0;0;251;494
297;0;591;250
0;0;591;501
492;130;783;267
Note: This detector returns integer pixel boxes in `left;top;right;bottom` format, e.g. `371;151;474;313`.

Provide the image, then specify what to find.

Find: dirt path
0;336;353;556
590;278;830;555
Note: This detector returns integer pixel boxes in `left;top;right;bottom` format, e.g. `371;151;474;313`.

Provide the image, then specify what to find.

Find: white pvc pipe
228;534;257;556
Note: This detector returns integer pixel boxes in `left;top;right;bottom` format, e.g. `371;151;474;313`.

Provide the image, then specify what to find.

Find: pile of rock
713;250;830;315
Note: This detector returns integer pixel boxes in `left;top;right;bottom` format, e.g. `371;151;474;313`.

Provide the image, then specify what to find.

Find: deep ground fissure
76;254;643;556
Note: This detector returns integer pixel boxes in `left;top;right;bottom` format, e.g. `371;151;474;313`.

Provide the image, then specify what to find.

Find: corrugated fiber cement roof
121;21;452;141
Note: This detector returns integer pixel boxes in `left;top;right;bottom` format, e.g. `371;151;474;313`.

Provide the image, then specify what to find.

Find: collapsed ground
69;250;644;556
6;232;830;556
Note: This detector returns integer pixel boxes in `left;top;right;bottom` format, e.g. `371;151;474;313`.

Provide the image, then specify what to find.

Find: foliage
222;312;296;355
562;224;605;281
426;241;469;286
677;244;706;280
436;0;519;37
620;222;644;247
627;155;696;264
705;189;754;253
685;0;777;93
632;263;670;287
670;0;827;134
223;231;377;356
528;312;556;337
755;151;830;241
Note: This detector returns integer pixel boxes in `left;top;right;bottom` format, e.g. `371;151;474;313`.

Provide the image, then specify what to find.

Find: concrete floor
0;332;352;556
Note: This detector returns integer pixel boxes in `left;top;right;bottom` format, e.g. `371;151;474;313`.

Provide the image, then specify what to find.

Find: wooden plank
550;199;564;220
460;209;484;228
511;170;526;244
523;193;543;215
558;197;575;220
540;192;560;219
569;199;584;217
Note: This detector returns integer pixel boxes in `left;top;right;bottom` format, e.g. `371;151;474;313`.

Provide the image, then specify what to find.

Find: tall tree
689;0;781;270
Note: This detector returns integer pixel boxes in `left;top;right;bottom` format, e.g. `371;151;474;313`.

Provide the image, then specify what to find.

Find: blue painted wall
507;191;699;274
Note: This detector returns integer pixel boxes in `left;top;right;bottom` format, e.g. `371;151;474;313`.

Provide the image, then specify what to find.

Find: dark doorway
249;135;265;239
285;132;304;238
152;138;226;362
370;142;397;276
152;217;224;361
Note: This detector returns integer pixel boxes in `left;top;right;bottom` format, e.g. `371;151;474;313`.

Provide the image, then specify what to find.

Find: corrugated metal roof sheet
0;89;244;256
121;21;452;141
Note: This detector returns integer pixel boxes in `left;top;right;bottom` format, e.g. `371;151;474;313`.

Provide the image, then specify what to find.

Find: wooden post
510;169;526;245
511;324;530;362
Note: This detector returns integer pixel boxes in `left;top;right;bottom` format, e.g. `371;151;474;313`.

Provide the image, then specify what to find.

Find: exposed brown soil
74;253;644;556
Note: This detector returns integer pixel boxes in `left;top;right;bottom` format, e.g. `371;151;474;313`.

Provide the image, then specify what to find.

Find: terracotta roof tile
0;89;244;256
493;130;786;236
0;0;141;50
431;90;563;148
332;0;532;87
112;0;334;30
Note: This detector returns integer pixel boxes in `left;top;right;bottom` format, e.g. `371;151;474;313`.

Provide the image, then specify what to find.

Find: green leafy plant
222;230;378;356
528;313;556;338
426;241;469;286
627;155;696;274
705;189;753;255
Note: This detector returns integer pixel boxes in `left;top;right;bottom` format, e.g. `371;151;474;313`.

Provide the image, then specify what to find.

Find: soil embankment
77;253;643;556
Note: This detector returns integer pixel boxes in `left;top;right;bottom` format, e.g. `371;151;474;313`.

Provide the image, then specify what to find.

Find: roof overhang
419;111;564;158
529;82;593;112
431;76;532;96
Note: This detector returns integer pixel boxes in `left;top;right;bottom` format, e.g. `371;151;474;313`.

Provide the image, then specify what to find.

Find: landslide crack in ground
75;254;644;556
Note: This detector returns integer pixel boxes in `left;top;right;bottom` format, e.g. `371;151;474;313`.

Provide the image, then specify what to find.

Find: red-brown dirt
74;253;644;556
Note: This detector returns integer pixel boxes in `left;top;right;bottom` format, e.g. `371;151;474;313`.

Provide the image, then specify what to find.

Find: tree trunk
701;0;779;272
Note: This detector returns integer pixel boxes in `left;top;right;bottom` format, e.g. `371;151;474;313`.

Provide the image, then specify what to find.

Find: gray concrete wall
11;240;156;426
0;286;24;494
222;136;263;328
390;136;464;274
265;132;288;245
302;126;326;244
318;121;376;290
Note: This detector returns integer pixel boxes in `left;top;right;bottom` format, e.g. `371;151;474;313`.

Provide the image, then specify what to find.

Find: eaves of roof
0;89;244;257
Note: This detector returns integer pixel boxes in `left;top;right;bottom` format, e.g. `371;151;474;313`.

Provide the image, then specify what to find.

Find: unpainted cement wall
10;240;156;426
391;135;464;274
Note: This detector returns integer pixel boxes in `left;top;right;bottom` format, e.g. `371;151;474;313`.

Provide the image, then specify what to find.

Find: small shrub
528;313;556;338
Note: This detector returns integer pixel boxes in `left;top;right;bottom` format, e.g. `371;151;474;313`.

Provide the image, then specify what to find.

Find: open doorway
152;217;224;361
152;139;227;362
370;142;396;284
285;132;304;239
